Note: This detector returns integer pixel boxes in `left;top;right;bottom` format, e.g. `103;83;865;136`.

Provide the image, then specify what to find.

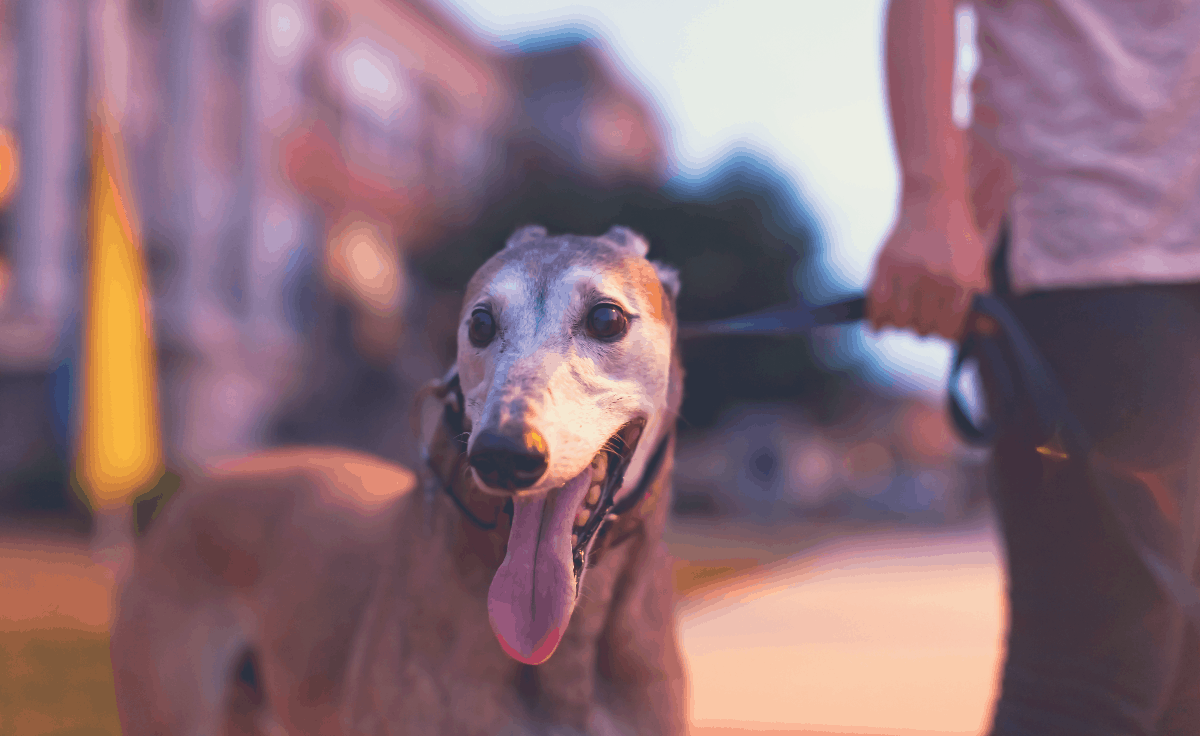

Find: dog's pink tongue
488;469;592;665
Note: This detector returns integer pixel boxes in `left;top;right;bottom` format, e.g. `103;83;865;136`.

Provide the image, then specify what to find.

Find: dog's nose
468;427;549;491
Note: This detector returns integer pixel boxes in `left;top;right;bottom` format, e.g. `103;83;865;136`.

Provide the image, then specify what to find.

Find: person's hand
867;195;990;341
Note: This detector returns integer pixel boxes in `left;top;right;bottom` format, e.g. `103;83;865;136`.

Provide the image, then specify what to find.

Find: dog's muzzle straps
430;373;515;531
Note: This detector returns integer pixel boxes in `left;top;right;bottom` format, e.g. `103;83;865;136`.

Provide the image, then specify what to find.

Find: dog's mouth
569;419;645;568
486;418;646;666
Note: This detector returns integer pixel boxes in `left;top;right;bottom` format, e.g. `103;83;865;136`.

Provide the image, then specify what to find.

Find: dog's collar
427;372;672;566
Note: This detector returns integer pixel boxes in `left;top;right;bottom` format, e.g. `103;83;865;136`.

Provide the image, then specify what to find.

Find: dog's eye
586;304;628;341
468;309;496;347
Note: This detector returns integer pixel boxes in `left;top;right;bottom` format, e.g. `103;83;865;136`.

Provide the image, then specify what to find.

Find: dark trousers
983;246;1200;734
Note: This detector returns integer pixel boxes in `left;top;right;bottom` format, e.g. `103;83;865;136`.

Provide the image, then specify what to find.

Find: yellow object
76;107;163;509
0;126;18;207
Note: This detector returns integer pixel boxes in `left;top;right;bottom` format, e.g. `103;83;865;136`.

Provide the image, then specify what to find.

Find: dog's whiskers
599;438;623;455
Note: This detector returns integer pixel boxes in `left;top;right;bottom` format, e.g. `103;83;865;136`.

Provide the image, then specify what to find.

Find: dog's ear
505;225;547;249
651;261;681;301
601;226;650;258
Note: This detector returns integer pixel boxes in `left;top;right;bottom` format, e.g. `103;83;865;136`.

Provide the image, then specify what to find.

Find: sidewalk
0;528;122;736
671;515;1005;736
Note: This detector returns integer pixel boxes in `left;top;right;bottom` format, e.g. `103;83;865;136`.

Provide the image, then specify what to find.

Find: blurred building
0;0;518;513
0;0;90;523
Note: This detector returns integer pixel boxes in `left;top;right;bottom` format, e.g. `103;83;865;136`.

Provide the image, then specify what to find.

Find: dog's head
425;225;680;665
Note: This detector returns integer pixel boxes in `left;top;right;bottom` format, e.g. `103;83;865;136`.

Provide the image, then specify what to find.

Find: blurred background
0;1;1004;734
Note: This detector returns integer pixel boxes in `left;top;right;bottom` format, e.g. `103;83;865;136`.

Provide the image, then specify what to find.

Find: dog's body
110;227;689;735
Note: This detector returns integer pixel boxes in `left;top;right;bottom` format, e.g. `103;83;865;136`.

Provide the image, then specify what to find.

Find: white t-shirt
972;0;1200;294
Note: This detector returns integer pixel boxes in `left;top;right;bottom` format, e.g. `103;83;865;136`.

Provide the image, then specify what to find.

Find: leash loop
680;292;1200;630
425;290;1200;630
951;296;1200;629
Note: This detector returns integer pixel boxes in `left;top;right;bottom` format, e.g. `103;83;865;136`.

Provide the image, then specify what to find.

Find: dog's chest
339;518;635;735
343;607;612;735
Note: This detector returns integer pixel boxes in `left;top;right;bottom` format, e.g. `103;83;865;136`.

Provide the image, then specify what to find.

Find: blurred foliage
412;149;858;429
131;469;182;537
0;208;11;258
1;449;80;516
0;373;91;528
0;629;122;736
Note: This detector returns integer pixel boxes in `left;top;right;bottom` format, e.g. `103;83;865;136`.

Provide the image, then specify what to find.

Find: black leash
679;293;1200;631
677;297;866;340
427;289;1200;628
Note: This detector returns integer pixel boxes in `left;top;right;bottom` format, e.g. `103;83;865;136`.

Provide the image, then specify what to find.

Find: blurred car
672;393;991;526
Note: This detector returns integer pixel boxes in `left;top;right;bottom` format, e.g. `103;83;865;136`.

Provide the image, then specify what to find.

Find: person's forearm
886;0;967;205
967;127;1015;248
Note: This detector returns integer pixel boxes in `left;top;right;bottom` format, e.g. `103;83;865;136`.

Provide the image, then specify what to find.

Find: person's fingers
879;274;912;333
867;263;895;332
944;284;976;340
914;286;945;337
909;285;930;336
891;273;914;331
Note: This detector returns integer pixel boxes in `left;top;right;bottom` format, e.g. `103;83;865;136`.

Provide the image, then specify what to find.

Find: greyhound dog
110;226;689;735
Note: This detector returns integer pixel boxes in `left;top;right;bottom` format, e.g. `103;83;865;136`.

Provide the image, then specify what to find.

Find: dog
110;225;689;735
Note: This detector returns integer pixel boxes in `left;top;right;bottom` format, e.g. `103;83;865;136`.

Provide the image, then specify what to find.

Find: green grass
0;629;122;736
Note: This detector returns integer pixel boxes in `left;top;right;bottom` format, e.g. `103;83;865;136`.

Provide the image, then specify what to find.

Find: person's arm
868;0;988;340
887;0;965;204
967;124;1016;253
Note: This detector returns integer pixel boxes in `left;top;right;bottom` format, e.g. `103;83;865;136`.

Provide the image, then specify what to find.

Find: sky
440;0;981;396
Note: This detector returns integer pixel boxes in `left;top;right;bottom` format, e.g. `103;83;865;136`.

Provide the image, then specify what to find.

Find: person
867;1;1200;733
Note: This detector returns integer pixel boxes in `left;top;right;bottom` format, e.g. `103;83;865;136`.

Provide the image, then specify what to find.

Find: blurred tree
415;155;857;429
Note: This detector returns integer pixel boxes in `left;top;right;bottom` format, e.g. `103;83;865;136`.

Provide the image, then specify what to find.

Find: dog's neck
410;407;679;720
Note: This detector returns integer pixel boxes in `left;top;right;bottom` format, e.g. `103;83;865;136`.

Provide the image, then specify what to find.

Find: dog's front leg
594;535;690;736
111;596;258;736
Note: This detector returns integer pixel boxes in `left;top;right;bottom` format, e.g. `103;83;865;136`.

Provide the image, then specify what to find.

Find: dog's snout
468;427;549;491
